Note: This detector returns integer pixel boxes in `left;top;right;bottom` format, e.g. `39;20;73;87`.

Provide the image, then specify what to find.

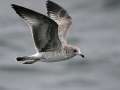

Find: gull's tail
16;56;38;64
16;56;29;61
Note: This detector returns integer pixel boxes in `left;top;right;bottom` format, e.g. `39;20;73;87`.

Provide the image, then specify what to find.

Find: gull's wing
46;0;72;43
11;4;61;52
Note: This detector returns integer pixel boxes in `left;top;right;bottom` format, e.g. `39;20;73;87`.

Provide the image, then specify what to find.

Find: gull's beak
77;50;85;58
80;54;85;58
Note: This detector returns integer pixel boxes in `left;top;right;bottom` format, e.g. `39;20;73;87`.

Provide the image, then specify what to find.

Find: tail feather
16;56;28;61
16;56;39;64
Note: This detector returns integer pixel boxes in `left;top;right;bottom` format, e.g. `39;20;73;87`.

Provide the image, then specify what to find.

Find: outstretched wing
12;4;61;52
46;0;72;43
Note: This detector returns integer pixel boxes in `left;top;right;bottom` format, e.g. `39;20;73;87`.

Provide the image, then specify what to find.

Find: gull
11;0;85;64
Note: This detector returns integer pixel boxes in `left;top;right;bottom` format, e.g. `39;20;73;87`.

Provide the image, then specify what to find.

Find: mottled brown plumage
12;0;85;64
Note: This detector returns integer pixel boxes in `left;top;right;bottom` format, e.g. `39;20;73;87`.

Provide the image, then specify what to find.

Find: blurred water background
0;0;120;90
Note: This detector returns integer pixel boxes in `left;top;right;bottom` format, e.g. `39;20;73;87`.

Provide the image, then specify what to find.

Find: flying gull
11;0;85;64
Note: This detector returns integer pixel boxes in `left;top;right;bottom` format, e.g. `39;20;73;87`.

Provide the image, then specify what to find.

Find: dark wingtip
11;4;20;12
11;4;20;9
11;4;16;7
46;0;53;7
11;4;15;7
46;0;62;14
11;4;23;10
11;4;27;18
46;0;52;3
46;0;57;7
11;4;17;11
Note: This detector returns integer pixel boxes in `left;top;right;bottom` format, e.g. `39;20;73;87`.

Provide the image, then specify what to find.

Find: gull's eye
73;49;77;53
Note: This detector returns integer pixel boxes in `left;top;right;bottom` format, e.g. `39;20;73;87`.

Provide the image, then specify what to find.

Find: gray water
0;0;120;90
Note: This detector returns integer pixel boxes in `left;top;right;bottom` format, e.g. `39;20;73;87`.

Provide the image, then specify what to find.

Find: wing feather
46;0;72;43
12;4;61;52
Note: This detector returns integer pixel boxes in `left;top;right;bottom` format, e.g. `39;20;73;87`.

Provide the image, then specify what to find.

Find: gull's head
72;47;85;58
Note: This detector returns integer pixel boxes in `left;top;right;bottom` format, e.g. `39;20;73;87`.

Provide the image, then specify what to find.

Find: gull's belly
42;51;74;62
